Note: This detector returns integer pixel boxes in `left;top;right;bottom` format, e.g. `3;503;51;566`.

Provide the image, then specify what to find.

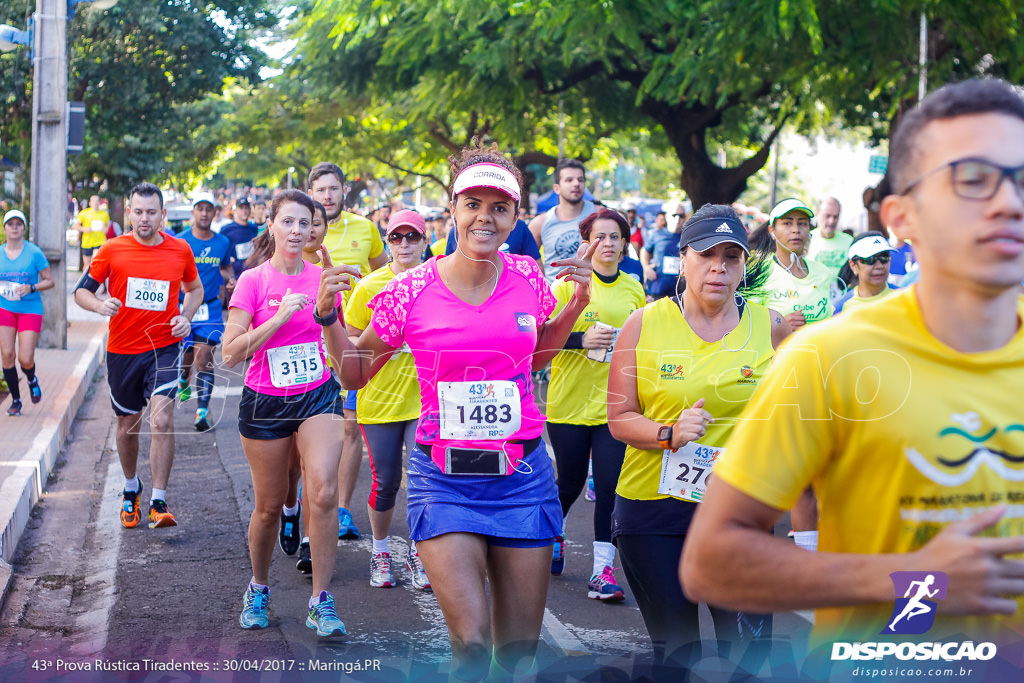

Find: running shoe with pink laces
587;566;625;602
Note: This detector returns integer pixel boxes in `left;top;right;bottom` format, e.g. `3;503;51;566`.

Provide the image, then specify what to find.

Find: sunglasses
387;231;425;245
853;253;891;266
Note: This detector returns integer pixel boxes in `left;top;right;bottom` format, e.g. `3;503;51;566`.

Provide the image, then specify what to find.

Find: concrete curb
0;327;106;606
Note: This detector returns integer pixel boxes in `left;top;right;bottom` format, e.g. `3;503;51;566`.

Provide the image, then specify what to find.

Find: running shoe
279;503;301;555
405;546;431;591
28;377;42;404
584;475;596;502
6;399;22;417
121;481;143;528
295;541;312;574
338;507;360;540
148;499;177;529
194;407;211;432
238;583;269;629
177;376;191;402
551;535;565;575
369;551;394;588
306;591;346;637
587;566;625;603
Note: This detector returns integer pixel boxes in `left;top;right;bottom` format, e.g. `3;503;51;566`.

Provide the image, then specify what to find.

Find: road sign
869;155;888;175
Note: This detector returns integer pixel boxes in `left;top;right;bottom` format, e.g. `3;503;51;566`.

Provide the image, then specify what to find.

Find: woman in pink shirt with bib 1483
316;141;599;681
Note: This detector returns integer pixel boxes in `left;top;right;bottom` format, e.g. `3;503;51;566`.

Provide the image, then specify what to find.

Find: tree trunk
652;102;781;209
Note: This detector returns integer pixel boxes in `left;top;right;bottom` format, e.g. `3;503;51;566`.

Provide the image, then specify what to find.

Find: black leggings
361;420;418;512
546;422;625;543
616;533;772;681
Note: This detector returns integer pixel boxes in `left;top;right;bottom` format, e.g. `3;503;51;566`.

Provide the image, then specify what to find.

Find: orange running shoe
148;499;177;529
121;482;143;528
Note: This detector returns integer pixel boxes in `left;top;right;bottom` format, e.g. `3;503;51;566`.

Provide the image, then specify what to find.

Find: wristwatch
29;284;36;293
313;306;339;327
657;425;673;450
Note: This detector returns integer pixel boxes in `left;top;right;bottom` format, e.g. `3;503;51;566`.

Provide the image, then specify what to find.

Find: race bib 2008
126;277;170;311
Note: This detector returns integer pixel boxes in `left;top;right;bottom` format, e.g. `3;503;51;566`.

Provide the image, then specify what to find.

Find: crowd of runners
2;77;1024;681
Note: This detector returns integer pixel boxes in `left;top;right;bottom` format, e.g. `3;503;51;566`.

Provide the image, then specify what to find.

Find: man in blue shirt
221;197;258;280
640;211;681;299
177;193;233;432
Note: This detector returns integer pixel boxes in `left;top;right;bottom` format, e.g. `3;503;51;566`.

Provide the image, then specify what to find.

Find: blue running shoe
585;475;596;502
28;377;42;404
239;584;269;629
551;535;565;575
306;591;346;637
338;507;360;540
587;566;625;603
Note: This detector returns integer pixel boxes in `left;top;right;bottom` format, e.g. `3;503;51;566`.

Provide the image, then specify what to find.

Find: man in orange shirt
75;183;202;530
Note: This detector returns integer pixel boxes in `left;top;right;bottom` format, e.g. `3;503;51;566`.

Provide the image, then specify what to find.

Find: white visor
452;163;521;203
848;235;897;260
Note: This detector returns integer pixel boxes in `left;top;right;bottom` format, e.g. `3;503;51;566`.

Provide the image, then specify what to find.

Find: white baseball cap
3;209;26;227
769;198;814;224
192;192;217;208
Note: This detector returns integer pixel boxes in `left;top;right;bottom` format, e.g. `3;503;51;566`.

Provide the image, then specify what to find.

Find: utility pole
31;0;69;349
918;12;928;103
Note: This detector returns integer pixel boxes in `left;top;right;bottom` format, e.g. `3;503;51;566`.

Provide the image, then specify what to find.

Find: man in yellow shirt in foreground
683;78;1024;661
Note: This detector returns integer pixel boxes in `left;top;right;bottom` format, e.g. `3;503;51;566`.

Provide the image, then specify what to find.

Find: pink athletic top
230;260;340;396
371;253;556;466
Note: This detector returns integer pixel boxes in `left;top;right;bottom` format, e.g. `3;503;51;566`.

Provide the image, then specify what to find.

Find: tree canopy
294;0;1024;207
0;0;276;200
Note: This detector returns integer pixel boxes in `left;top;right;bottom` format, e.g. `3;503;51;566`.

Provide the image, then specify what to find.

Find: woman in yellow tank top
608;204;791;680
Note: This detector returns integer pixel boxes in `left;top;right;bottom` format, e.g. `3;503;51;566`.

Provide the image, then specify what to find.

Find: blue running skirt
406;441;562;544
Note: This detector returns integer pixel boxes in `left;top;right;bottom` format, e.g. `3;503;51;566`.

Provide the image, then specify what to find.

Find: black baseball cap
681;216;750;255
235;197;250;207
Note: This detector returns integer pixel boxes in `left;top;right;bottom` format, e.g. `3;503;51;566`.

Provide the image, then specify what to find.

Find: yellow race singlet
616;296;776;501
344;265;421;424
547;272;646;425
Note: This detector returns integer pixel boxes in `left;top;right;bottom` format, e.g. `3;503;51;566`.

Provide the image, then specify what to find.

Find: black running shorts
106;343;181;416
238;377;345;440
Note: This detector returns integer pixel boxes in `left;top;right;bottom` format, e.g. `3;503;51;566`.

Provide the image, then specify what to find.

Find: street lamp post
1;0;119;349
31;0;70;349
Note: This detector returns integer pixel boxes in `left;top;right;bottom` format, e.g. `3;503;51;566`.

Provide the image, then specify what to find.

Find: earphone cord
675;294;753;353
774;240;806;276
453;221;500;299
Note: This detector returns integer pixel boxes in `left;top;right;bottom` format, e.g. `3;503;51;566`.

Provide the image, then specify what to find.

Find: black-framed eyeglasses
852;253;891;266
387;231;424;244
900;157;1024;200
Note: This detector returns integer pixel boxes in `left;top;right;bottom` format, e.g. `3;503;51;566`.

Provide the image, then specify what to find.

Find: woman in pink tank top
316;141;599;681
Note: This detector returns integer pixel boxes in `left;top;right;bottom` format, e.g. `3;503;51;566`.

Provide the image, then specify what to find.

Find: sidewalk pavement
0;316;106;607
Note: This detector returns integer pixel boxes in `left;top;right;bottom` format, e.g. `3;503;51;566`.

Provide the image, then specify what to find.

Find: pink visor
452;163;521;203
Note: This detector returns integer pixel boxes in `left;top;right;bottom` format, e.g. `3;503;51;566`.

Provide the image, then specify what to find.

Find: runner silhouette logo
882;571;949;635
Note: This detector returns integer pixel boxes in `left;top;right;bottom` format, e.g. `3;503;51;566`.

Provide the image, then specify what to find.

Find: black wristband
30;284;36;294
313;307;339;327
564;331;585;350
